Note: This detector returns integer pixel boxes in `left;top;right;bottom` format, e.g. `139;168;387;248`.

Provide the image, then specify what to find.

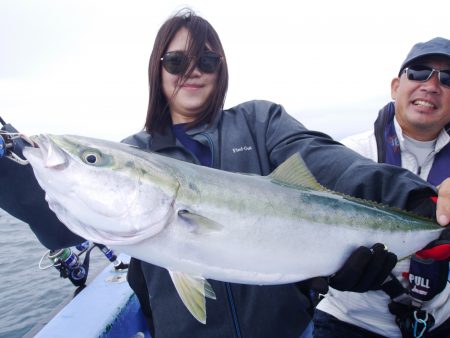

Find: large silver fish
23;134;442;323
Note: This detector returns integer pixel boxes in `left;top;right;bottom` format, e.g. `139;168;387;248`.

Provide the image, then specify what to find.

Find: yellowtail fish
23;134;442;323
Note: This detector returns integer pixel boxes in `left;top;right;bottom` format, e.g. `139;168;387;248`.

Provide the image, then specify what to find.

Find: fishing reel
40;242;128;290
48;247;90;287
40;242;93;289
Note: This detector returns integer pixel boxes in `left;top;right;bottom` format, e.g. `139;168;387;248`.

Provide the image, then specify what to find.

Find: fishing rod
0;116;33;165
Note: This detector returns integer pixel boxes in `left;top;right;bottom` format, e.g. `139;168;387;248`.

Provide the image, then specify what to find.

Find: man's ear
391;77;400;100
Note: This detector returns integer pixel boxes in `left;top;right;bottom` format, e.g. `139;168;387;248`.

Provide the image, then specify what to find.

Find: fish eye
80;148;113;167
81;149;103;166
85;154;98;164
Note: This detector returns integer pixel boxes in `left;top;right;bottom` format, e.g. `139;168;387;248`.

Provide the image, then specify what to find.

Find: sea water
0;209;107;338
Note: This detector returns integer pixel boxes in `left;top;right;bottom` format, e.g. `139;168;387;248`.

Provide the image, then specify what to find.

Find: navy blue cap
399;37;450;75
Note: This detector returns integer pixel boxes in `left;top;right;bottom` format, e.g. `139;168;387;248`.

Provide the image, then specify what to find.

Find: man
314;37;450;338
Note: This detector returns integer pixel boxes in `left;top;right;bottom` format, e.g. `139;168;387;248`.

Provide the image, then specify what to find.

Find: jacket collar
392;110;450;154
375;102;450;186
151;127;177;151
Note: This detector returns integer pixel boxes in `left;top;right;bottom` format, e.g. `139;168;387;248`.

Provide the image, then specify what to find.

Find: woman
119;8;446;338
1;8;449;338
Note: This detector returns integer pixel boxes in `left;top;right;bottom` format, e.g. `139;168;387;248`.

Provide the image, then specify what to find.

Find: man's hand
329;243;397;292
436;178;450;226
307;243;397;296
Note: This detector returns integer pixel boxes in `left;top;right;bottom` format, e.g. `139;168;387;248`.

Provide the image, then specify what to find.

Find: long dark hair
145;8;229;133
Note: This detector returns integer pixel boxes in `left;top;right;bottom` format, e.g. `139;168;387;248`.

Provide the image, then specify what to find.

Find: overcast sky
1;0;449;141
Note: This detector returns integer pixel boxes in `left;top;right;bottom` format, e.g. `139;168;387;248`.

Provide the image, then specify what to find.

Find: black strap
381;273;408;301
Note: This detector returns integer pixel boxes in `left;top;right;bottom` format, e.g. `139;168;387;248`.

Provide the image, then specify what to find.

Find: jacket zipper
406;149;436;179
199;132;215;167
225;283;243;338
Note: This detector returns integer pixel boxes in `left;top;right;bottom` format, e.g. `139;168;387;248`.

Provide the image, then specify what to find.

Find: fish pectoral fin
168;270;216;324
178;209;224;234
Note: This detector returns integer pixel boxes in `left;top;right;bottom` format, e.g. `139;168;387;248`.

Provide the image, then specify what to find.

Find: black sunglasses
404;65;450;88
160;51;222;75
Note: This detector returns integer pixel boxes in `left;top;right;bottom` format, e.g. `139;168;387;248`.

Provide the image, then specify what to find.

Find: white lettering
409;274;430;289
232;146;253;153
411;286;428;296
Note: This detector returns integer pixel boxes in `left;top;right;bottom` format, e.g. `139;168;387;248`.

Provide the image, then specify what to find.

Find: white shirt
316;119;450;337
340;118;450;180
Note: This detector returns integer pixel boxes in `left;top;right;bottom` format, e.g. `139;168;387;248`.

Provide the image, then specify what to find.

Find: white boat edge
25;254;152;338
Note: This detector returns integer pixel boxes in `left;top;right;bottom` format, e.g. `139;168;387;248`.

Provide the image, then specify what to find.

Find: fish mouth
24;134;69;169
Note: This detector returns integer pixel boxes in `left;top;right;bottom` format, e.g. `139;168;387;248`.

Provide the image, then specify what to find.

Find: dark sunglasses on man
404;65;450;88
161;51;222;75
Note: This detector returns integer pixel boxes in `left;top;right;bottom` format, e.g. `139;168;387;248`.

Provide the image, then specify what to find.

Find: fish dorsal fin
269;153;326;191
168;270;216;324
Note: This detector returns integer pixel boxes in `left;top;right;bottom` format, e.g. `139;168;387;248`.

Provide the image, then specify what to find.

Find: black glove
306;243;397;298
329;243;398;292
